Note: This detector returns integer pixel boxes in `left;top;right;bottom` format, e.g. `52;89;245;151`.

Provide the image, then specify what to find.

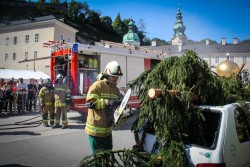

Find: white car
136;103;250;167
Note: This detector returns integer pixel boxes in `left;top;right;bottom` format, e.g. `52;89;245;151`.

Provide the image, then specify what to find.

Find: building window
13;36;17;45
35;34;39;42
13;53;16;60
34;51;38;59
25;52;28;60
5;53;8;61
5;37;9;45
60;35;64;41
25;35;29;43
229;56;234;62
67;37;70;42
215;56;220;64
243;56;247;64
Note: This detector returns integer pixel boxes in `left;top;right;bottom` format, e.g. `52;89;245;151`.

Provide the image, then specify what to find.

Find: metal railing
0;89;40;114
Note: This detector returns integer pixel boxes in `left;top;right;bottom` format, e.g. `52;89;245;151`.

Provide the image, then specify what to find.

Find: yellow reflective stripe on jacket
45;102;53;106
87;93;119;110
54;87;66;91
87;93;99;99
55;102;67;107
96;98;105;110
85;123;112;135
100;93;118;99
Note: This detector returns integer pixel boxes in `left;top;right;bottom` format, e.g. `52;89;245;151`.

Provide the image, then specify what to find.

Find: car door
223;104;250;167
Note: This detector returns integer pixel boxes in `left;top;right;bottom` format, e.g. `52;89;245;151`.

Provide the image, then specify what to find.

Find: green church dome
122;20;140;46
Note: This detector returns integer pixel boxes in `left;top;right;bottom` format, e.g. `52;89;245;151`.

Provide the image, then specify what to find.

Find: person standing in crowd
53;74;71;129
26;78;36;112
13;80;18;112
37;78;45;108
33;79;39;110
39;79;55;127
38;78;45;91
0;78;6;113
85;61;123;156
4;81;14;114
16;78;28;114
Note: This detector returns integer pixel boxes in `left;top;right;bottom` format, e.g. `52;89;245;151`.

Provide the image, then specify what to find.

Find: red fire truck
42;40;168;113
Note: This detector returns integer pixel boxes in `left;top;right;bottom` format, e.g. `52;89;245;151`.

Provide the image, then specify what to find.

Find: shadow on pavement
0;164;31;167
0;131;41;136
0;112;41;119
68;124;85;130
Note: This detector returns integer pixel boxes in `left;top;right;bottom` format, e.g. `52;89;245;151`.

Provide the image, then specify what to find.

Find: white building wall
54;21;76;42
0;27;54;74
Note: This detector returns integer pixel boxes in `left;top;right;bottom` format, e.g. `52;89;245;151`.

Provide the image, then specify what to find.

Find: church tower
172;4;187;46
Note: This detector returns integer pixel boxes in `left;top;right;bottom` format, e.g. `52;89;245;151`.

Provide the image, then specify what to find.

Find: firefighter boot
50;113;55;126
61;113;68;129
42;113;49;127
52;112;61;128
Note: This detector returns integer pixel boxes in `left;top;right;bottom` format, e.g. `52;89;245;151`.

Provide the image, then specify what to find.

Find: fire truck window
234;106;250;143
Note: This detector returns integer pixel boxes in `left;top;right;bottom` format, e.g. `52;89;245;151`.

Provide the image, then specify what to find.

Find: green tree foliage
128;50;250;166
152;38;169;46
100;16;115;33
242;39;250;43
142;37;152;46
87;10;101;28
112;13;126;37
67;0;84;22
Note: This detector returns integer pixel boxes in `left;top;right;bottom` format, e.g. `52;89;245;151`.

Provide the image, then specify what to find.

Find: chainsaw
113;88;134;127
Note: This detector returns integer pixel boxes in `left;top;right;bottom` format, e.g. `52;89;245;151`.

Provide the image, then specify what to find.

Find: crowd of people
0;77;45;114
0;75;72;129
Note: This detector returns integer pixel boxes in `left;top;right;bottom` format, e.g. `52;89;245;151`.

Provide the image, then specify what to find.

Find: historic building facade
0;15;78;75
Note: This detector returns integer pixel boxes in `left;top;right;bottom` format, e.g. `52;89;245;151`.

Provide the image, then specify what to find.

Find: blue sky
82;0;250;43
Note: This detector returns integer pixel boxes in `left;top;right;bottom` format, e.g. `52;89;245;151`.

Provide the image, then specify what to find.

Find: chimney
221;38;226;45
233;38;238;45
151;40;157;47
178;45;182;52
206;39;210;45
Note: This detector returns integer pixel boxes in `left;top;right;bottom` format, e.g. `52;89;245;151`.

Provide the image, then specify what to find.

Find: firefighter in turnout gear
39;79;55;127
85;61;123;156
53;74;71;129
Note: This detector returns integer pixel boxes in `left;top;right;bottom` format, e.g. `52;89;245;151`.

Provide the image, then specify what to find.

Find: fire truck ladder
66;49;72;87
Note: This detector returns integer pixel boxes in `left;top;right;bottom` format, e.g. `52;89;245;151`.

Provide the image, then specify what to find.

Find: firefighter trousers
42;105;55;126
54;107;68;126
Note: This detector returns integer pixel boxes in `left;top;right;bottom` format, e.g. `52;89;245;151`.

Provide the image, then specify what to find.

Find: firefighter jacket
85;78;120;137
39;86;54;106
54;83;71;108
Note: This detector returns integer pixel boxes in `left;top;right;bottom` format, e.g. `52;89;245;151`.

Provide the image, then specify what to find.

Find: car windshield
187;109;222;149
